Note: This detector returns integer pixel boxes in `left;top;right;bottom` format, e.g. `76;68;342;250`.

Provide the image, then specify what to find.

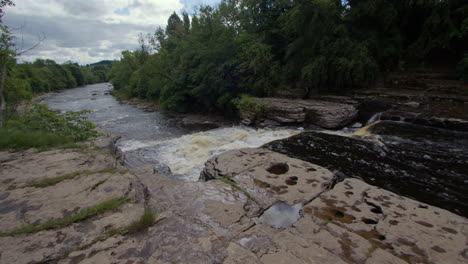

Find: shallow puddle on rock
258;202;302;229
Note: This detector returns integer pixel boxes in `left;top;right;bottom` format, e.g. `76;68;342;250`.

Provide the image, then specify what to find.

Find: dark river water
43;83;468;217
264;121;468;217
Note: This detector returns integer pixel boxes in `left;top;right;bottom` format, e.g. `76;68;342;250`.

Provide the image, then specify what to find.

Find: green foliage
0;127;70;150
7;104;97;141
1;104;98;150
108;0;467;117
104;209;157;237
219;177;259;204
0;198;128;237
3;76;32;118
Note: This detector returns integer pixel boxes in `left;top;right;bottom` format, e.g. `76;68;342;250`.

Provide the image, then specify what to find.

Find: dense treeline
110;0;467;116
4;59;111;113
1;0;112;117
1;1;99;150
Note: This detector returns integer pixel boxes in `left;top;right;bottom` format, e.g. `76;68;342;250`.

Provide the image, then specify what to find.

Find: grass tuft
0;128;71;151
219;177;259;205
0;198;128;237
104;208;157;237
20;168;121;189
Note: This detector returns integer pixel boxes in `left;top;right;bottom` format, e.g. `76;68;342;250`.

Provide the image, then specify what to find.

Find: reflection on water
258;202;302;229
43;83;188;142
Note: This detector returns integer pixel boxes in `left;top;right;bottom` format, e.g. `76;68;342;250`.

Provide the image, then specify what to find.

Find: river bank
0;83;466;263
0;135;466;263
111;82;468;217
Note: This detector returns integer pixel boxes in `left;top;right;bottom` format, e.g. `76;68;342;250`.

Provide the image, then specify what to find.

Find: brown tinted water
264;121;468;217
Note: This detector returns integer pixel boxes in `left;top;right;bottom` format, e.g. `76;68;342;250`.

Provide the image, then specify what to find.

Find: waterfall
118;126;300;181
366;112;382;125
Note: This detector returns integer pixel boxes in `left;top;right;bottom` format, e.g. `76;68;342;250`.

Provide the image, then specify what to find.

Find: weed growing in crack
104;208;158;237
14;168;122;189
0;198;128;237
35;207;159;264
219;177;259;205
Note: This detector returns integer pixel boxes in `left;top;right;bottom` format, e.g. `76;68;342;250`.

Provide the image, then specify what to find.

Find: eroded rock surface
239;97;358;129
200;149;467;264
0;149;115;191
1;147;466;264
304;178;468;264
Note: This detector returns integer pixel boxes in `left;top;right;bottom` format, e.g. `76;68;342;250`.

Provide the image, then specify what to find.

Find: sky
4;0;221;65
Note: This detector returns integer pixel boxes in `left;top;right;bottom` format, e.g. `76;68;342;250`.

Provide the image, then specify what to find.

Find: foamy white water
119;126;299;181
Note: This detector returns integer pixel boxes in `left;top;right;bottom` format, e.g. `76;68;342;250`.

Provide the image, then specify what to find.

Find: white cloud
3;0;189;64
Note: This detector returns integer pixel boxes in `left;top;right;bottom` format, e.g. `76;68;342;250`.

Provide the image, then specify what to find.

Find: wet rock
402;101;420;108
264;124;468;217
239;97;358;129
241;118;254;126
350;122;363;128
258;119;281;128
312;95;360;106
380;111;420;122
412;116;468;132
357;99;393;124
180;115;222;131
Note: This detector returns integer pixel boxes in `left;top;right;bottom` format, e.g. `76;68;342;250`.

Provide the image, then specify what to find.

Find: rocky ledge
1;145;466;264
239;97;359;129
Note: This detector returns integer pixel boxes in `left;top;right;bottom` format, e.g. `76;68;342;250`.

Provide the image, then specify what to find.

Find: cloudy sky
4;0;221;65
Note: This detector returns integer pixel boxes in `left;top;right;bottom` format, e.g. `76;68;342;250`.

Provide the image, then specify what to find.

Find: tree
0;0;14;23
0;23;15;118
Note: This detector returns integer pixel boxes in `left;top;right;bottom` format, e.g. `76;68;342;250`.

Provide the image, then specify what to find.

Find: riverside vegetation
108;0;468;116
0;103;98;151
1;0;112;121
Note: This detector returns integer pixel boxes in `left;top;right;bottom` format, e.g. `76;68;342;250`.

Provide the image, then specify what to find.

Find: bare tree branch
17;32;46;55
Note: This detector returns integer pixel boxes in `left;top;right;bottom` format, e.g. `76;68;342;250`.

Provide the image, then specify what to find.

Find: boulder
239;97;358;129
201;148;337;212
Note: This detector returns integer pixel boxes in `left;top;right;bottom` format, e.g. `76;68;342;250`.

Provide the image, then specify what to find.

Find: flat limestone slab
304;178;468;264
2;146;466;264
0;149;114;191
0;171;136;233
202;148;337;212
0;203;144;264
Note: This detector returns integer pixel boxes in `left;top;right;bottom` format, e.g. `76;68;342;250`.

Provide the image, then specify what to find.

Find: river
43;83;299;181
43;83;468;217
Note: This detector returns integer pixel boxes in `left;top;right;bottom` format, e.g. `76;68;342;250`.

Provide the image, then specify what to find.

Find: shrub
0;128;69;150
6;104;98;141
1;104;98;150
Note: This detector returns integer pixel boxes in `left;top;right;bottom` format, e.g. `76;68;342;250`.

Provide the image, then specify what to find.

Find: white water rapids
42;83;300;182
118;126;300;181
